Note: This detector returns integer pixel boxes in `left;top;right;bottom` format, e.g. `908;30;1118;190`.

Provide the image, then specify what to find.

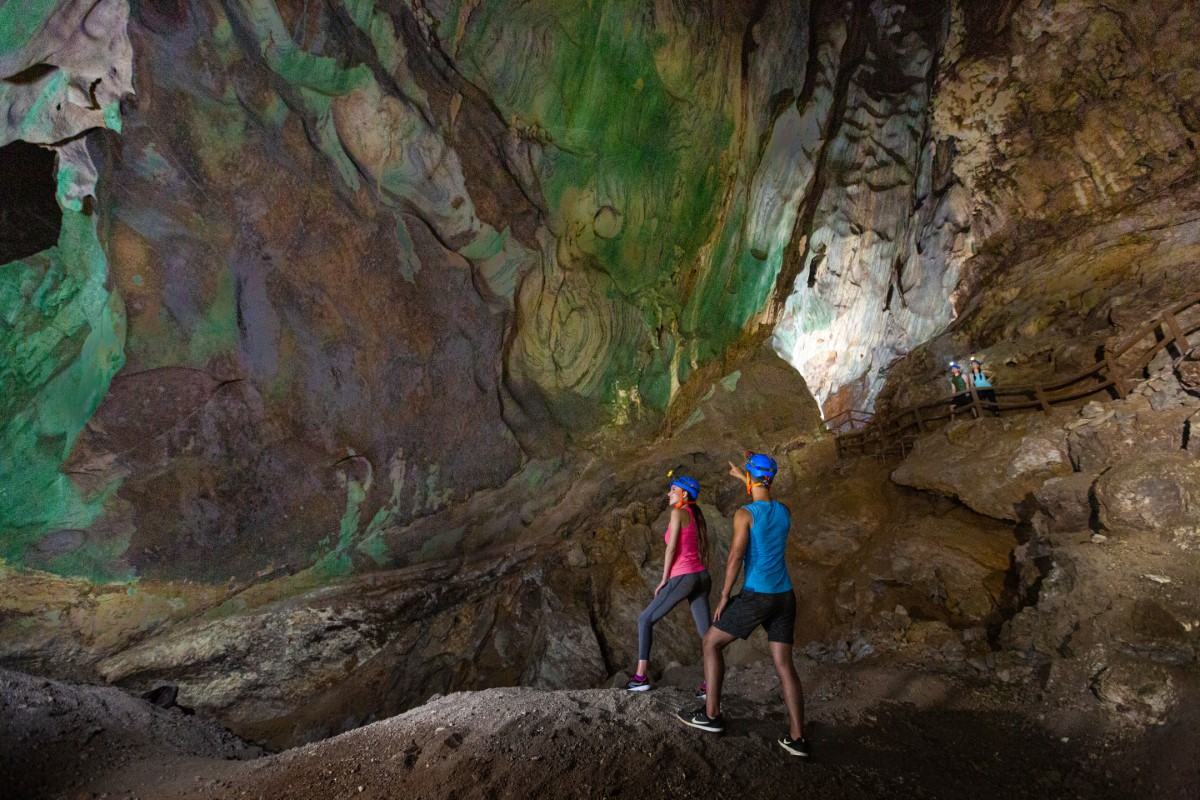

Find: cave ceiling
1;0;1197;586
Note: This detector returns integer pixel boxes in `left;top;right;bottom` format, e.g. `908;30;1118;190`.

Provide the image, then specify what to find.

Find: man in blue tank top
677;452;809;758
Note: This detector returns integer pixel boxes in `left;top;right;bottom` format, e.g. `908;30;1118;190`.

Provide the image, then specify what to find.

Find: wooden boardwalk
829;292;1200;459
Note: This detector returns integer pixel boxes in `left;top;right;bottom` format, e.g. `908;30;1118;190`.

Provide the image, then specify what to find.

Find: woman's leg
688;571;712;637
636;574;699;666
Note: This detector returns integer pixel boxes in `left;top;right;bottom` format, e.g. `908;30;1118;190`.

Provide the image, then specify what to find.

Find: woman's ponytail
691;504;709;567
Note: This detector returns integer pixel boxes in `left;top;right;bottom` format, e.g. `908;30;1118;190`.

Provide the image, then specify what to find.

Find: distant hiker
626;469;712;694
677;453;810;758
948;362;971;417
968;358;997;412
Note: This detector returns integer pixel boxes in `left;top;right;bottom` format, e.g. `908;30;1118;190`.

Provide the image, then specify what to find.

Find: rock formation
3;0;1200;763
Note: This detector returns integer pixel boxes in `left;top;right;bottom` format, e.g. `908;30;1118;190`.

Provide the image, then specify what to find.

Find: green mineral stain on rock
356;531;390;567
185;270;240;365
0;206;127;578
719;370;741;392
0;0;63;56
798;294;835;334
442;0;757;407
419;527;464;562
54;161;80;210
314;477;368;578
459;226;510;261
103;102;122;134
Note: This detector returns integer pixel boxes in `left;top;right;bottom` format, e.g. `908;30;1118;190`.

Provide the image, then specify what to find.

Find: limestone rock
1033;471;1099;534
869;514;1012;626
1067;402;1194;474
1094;452;1200;547
891;415;1073;521
1091;658;1179;726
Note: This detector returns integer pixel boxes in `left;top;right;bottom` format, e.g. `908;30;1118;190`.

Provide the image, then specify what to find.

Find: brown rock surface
1094;452;1200;547
890;412;1075;521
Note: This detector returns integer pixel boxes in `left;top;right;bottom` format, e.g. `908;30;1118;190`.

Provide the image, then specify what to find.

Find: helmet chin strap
745;476;770;495
674;496;695;509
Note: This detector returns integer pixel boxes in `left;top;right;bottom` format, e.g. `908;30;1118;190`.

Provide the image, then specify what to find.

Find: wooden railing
823;408;873;434
834;291;1200;459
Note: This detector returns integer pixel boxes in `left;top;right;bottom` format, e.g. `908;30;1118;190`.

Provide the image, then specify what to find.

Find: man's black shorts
713;588;796;644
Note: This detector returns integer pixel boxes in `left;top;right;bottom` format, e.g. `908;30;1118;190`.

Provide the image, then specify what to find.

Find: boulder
892;415;1074;521
1033;471;1099;534
1067;397;1195;474
1090;658;1179;726
1094;452;1200;548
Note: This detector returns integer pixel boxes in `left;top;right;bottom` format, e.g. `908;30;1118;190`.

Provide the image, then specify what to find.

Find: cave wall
3;0;822;581
5;0;1200;747
0;0;132;579
870;0;1200;410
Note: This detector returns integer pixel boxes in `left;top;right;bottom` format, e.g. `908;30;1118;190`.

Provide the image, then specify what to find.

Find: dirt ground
4;658;1198;800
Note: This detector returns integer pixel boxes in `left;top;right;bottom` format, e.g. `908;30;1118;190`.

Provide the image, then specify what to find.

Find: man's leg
770;641;805;741
703;627;736;718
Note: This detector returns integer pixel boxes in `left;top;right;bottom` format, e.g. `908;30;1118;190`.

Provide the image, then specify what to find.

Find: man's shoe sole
778;739;810;757
676;711;723;733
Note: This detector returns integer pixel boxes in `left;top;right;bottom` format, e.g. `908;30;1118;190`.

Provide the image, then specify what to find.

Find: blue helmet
744;452;778;482
670;475;700;500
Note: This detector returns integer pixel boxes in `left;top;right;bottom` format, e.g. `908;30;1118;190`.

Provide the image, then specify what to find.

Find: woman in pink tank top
626;470;713;693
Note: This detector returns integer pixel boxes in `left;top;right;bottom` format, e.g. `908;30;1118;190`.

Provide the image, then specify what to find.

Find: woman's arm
656;508;682;596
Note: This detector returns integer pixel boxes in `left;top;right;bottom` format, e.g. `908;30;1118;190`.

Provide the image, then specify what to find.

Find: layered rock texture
3;0;1200;753
4;0;885;582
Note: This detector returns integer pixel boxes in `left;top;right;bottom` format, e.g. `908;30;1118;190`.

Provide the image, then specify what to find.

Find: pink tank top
666;505;705;578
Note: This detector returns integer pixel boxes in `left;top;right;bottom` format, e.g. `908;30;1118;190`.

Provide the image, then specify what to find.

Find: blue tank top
971;371;992;388
742;501;792;593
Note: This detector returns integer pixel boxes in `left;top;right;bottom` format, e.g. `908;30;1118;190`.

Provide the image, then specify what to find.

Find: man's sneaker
694;683;707;700
779;735;811;758
625;676;650;692
676;706;723;733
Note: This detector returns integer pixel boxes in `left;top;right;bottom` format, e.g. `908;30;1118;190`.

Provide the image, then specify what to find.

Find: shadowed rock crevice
0;140;61;264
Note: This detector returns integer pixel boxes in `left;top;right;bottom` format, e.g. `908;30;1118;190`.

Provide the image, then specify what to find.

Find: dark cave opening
0;140;62;265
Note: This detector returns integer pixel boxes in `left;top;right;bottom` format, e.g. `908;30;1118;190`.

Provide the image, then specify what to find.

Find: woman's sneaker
676;706;723;733
626;675;650;692
694;682;707;700
778;735;811;758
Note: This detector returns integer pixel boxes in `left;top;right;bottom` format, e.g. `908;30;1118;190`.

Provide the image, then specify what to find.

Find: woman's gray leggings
637;570;712;661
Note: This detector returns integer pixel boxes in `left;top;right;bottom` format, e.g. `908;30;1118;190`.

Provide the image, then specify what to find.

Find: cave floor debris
5;659;1197;800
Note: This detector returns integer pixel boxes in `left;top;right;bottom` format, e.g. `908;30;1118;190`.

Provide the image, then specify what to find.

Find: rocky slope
9;660;1199;800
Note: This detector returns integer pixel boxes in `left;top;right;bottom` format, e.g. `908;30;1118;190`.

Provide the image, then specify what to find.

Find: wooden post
1104;353;1127;399
969;386;983;418
1163;310;1189;354
1034;385;1051;413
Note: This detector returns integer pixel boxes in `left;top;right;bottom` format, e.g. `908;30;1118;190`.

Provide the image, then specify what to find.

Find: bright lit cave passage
2;1;1200;798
